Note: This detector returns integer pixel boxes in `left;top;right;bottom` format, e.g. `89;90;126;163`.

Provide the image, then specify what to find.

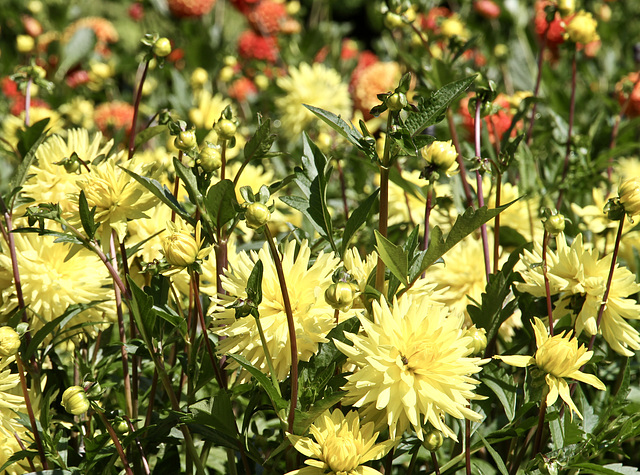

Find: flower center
323;434;359;473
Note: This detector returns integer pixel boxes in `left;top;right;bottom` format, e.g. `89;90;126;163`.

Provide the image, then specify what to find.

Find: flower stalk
128;59;150;160
375;112;393;293
474;98;491;278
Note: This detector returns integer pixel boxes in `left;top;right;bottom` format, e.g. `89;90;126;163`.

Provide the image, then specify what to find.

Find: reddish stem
128;60;150;160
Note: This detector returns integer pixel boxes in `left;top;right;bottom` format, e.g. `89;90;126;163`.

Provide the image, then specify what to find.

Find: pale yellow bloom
162;220;210;268
335;293;486;441
495;317;605;419
1;107;63;148
286;409;395;475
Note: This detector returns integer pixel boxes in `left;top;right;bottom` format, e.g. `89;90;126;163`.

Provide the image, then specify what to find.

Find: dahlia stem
542;230;555;336
220;140;227;181
120;239;138;418
465;415;471;475
125;417;150;475
532;395;548;456
12;431;37;472
493;172;502;272
110;231;133;420
526;23;550;146
336;157;349;219
97;411;134;475
1;208;26;314
587;217;625;352
15;354;49;470
128;59;150;160
24;78;32;127
264;225;298;434
171;151;183;223
555;47;577;211
447;109;474;208
474;98;491;279
422;184;433;251
375;113;393;293
431;452;441;475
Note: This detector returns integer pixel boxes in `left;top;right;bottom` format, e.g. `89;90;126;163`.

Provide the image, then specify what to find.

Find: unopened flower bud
465;325;487;355
162;221;200;267
153;37;172;57
421;140;457;171
63;158;80;173
324;282;357;312
174;130;197;151
0;327;21;357
245;202;271;229
422;428;444;451
17;35;35;53
219;66;235;82
384;12;405;29
198;143;222;172
191;67;208;88
619;176;640;218
386;92;408;111
556;0;575;17
544;214;566;235
215;119;237;141
62;386;90;415
113;418;129;435
440;16;469;40
565;11;599;44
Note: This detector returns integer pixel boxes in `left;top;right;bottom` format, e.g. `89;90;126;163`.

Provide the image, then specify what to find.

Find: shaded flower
286;409;395;475
335;293;486;441
213;240;344;381
495;317;605;419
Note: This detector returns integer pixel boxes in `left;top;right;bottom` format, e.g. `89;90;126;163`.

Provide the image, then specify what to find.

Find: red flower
237;30;278;63
248;0;288;36
473;0;501;19
228;77;257;102
459;93;522;145
167;0;216;18
616;72;640;118
94;101;135;135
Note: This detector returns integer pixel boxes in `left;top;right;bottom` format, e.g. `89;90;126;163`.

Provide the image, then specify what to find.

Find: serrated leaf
133;125;167;151
244;116;276;160
55;28;96;80
227;354;288;412
173;157;203;207
305;104;363;148
341;189;379;255
405;75;477;136
78;190;98;239
374;230;408;286
121;167;192;224
482;363;517;422
205;179;238;230
154;306;187;338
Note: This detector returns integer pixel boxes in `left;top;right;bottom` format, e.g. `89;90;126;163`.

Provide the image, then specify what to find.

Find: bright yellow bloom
213;240;344;381
0;355;31;475
286;409;395;475
421;140;458;176
0;327;20;357
276;62;352;139
335;293;486;441
440;15;470;40
1;107;63;148
564;10;599;44
518;233;640;356
495;318;605;419
619;176;640;218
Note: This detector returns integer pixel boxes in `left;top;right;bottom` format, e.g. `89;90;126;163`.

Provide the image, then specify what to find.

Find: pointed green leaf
374;230;408;286
341;189;379;255
244;116;276;160
205;179;238;230
246;260;263;304
478;433;509;475
304;104;363;147
78;190;98;239
133;125;167;152
227;354;288;412
173;157;203;207
55;28;96;80
7;119;50;202
481;363;517;422
126;276;156;343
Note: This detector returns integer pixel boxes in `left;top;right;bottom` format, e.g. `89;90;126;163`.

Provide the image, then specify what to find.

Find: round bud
64;158;80;173
0;326;21;357
384;12;405;29
544;214;566;235
174;130;197;151
153;37;172;57
387;92;408;111
33;65;46;79
465;325;487;355
324;282;357;312
556;0;575;17
215;119;237;141
245;202;271;229
113;418;129;435
198;144;222;173
619;176;640;218
421;140;458;172
191;67;209;88
62;386;90;415
163;224;200;267
422;428;444;452
219;66;235;82
16;35;35;53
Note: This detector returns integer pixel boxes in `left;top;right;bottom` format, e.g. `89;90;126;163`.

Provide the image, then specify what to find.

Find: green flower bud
245;202;271;229
153;37;172;58
174;130;197;151
162;221;201;267
113;418;129;435
421;140;458;172
544;214;565;236
324;282;357;312
422;428;444;451
198;144;222;173
0;326;21;357
191;67;208;88
619;176;640;219
215;119;237;141
62;386;90;415
387;92;408;112
64;158;80;173
465;325;487;356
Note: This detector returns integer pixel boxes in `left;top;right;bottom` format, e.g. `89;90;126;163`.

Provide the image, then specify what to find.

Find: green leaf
244;116;276;160
293;391;345;434
6;119;50;203
55;27;96;80
227;354;288;412
133;125;167;152
478;433;509;475
481;363;517;422
173;157;203;207
374;230;408;286
204;179;238;230
154;306;187;338
78;191;98;239
121;167;192;224
568;463;640;475
418;202;514;274
126;276;156;343
341;189;379;255
304;104;363;148
246;260;263;305
405;75;477;136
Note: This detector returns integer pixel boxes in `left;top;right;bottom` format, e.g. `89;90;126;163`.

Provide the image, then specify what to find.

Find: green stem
375;112;394;293
264;225;298;434
542;231;555;336
254;311;282;397
493;172;502;272
128;59;150;160
96;411;133;475
474;98;491;279
532;396;548;456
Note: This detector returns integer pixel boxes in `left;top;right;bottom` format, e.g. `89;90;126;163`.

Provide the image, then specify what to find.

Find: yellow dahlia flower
276;62;352;139
496;317;605;419
571;187;618;236
189;89;231;130
212;240;343;381
21;129;113;215
0;233;115;336
286;409;395;475
1;107;63;148
0;355;30;475
486;181;542;244
564;10;599;44
335;293;486;441
518;233;640;356
75;155;157;242
162;220;210;268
